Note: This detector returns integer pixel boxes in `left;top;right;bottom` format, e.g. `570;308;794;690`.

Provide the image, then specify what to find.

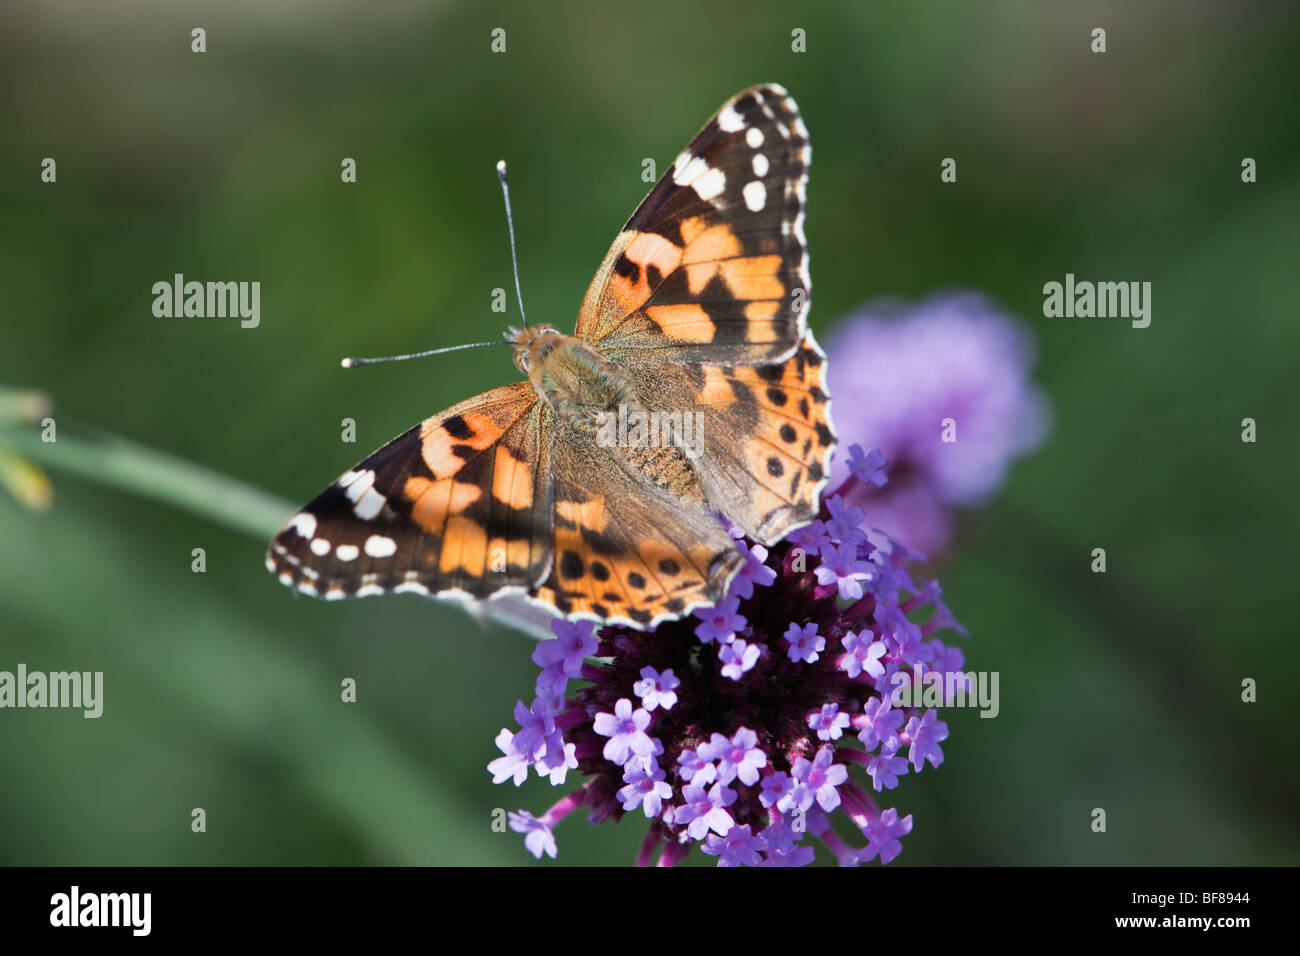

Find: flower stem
0;424;292;540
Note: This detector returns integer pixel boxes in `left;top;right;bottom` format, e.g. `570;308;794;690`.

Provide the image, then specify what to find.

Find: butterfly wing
575;84;810;366
267;383;554;601
573;83;831;547
531;424;743;628
618;329;834;546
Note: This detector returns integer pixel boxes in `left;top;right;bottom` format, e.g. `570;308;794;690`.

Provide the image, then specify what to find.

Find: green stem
0;425;292;539
0;387;52;424
0;420;553;640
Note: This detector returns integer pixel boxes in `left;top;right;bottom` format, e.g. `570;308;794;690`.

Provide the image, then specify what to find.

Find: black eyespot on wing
443;415;474;440
560;550;585;580
613;253;640;283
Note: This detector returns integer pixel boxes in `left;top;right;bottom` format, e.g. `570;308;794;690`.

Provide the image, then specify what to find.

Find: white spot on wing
752;153;769;178
692;167;726;201
743;180;767;211
342;469;375;503
335;544;359;562
287;513;317;538
673;154;707;186
365;534;397;558
746;127;764;148
717;102;745;132
310;538;331;556
353;487;386;520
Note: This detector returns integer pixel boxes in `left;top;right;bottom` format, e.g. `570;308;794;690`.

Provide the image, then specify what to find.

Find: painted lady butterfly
267;84;834;629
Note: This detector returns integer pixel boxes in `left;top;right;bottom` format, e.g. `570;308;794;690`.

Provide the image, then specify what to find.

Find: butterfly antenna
341;340;508;369
341;161;530;369
497;160;529;329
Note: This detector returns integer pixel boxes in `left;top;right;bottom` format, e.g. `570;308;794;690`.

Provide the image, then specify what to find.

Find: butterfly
267;83;835;629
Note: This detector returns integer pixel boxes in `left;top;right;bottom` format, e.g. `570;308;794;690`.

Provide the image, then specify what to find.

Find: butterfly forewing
267;383;554;601
576;84;811;367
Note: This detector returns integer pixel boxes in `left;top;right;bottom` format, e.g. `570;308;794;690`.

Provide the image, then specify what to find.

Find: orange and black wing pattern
267;383;554;602
576;84;811;368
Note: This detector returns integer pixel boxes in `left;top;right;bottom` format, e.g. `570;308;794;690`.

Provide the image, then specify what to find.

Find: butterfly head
507;323;563;374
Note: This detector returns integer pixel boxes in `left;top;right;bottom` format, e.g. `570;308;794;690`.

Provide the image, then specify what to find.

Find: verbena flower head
826;293;1049;554
490;447;966;866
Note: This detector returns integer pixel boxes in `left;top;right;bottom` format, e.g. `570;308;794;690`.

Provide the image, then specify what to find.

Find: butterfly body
268;84;834;629
511;323;705;499
513;324;634;431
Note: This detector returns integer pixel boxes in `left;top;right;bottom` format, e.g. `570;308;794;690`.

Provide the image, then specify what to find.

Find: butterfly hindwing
576;84;811;366
532;425;744;628
267;383;554;601
621;329;835;545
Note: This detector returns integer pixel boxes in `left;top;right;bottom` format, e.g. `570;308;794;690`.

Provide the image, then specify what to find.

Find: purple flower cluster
825;294;1049;555
489;445;967;866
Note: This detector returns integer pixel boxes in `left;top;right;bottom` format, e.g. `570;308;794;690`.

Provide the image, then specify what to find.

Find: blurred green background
2;0;1297;866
